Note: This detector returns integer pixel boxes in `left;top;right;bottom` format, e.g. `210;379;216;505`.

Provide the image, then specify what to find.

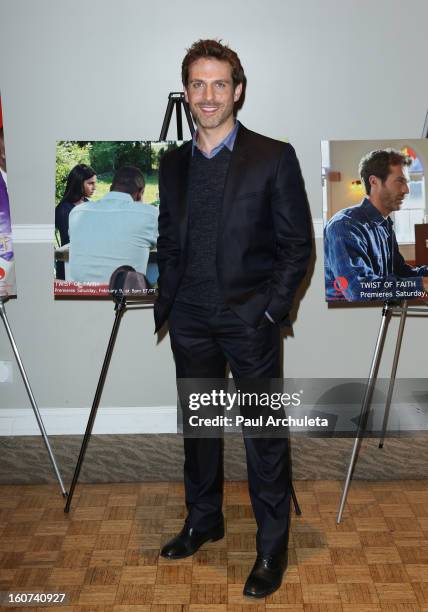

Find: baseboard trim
12;224;54;243
0;406;177;436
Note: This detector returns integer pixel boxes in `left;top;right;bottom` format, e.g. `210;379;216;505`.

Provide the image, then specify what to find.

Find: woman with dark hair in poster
55;164;97;247
55;164;97;279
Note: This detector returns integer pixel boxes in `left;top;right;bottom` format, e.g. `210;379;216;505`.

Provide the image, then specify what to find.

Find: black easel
64;295;152;512
160;93;301;515
66;93;196;513
65;92;301;516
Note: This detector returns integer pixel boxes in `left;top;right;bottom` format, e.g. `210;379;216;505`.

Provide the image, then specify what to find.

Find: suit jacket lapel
176;142;191;249
220;124;249;225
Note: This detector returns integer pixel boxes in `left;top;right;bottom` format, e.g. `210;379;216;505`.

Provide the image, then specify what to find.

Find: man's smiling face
184;57;242;131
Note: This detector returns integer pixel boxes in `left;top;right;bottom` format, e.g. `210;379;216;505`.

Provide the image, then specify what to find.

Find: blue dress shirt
69;192;158;283
192;120;240;158
324;198;428;301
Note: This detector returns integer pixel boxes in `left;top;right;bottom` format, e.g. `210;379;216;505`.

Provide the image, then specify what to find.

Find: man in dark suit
154;39;312;598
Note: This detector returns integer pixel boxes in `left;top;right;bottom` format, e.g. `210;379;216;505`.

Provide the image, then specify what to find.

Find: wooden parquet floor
1;480;428;611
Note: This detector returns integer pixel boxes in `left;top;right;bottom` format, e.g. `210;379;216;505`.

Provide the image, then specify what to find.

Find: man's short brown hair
359;149;412;195
181;39;245;89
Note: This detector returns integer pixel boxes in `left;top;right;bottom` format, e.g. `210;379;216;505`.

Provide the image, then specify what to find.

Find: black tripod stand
159;92;195;141
65;92;301;517
64;293;153;513
159;91;301;516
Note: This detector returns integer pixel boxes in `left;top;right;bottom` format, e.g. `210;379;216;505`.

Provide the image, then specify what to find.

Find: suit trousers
168;300;291;556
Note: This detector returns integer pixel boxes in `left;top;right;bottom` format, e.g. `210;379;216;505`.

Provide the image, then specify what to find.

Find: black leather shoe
243;554;288;598
160;522;224;560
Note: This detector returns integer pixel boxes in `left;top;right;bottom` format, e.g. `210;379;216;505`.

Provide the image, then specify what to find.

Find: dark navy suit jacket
154;124;312;331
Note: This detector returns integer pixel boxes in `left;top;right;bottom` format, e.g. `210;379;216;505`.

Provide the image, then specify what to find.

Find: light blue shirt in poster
69;191;158;283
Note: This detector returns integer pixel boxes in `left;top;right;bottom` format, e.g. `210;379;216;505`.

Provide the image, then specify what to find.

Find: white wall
1;0;428;433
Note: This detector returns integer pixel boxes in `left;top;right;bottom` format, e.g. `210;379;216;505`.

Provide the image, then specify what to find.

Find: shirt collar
192;120;240;159
103;191;134;203
361;197;393;228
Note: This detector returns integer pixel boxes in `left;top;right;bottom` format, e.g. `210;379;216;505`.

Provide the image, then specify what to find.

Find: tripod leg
379;301;407;448
336;303;392;524
176;100;183;141
159;97;176;141
182;99;195;136
286;432;301;516
0;300;67;497
64;301;126;513
291;482;301;515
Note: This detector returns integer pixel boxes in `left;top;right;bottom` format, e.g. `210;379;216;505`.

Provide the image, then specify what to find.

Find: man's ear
233;82;243;103
369;175;378;191
133;188;144;202
184;87;189;103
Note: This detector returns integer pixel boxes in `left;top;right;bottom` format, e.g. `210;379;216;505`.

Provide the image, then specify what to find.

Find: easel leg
175;100;183;140
336;303;392;523
291;483;301;515
64;300;126;513
159;97;176;141
285;434;301;516
183;101;195;136
379;301;407;448
0;300;67;496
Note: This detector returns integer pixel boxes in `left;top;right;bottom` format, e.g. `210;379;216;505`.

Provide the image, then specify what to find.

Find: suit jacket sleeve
266;144;312;322
156;156;181;301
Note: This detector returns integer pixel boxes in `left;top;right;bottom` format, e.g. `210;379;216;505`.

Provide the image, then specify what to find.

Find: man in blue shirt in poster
69;165;158;283
324;149;428;301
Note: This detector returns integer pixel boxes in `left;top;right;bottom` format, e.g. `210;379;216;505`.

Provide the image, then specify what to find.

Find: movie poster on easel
54;140;182;299
322;139;428;303
0;93;17;298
